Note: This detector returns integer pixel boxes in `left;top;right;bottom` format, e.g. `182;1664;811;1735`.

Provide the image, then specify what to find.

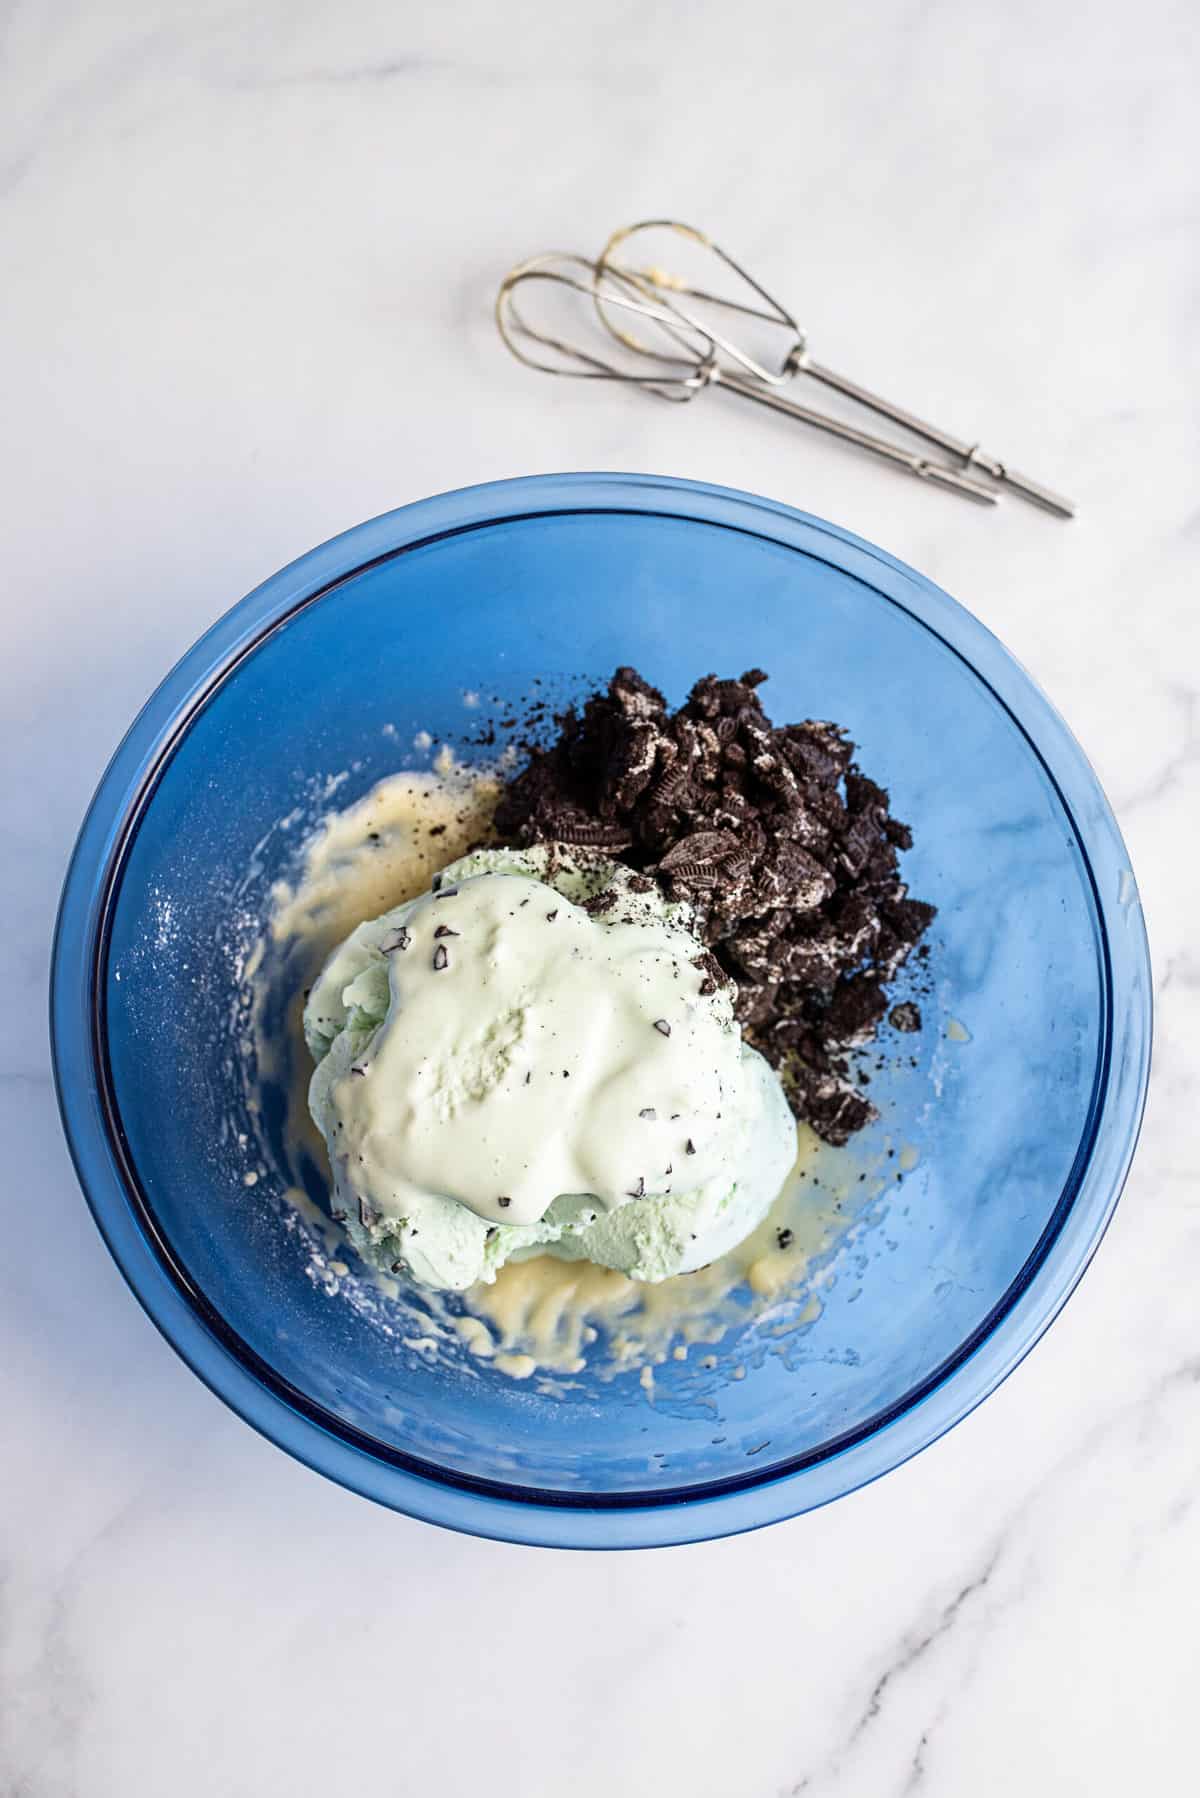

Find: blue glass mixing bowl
51;474;1151;1547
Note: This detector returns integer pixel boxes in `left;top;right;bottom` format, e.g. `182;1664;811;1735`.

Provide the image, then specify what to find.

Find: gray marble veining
3;1;1198;1793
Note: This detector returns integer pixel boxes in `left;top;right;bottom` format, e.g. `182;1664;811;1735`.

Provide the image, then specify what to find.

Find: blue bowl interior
100;503;1108;1503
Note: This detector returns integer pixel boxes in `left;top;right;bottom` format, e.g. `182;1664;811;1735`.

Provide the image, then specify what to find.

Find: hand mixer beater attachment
496;220;1074;516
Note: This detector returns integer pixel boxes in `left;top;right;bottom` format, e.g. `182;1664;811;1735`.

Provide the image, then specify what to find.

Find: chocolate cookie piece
493;667;935;1144
889;1001;923;1033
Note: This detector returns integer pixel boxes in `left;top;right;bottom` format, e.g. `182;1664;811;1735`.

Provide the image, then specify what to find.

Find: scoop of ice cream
305;845;796;1290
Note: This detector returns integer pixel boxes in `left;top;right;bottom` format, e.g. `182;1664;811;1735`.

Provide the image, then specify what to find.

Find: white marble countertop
4;3;1197;1792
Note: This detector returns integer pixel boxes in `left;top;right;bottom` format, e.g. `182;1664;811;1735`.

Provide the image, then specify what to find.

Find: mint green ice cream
304;845;796;1291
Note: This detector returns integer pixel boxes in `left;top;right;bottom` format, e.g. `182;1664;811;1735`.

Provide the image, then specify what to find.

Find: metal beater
496;222;1074;516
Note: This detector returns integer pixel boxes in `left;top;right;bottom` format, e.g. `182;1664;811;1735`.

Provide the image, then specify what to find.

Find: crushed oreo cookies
493;666;935;1144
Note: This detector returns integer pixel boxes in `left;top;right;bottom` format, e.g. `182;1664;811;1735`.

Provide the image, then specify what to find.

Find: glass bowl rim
50;472;1152;1549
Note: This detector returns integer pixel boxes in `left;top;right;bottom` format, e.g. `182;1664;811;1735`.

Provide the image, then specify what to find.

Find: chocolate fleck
639;1107;657;1121
498;1195;512;1209
433;886;459;901
432;944;449;972
350;1063;368;1078
685;1138;696;1155
545;909;559;922
776;1227;794;1250
433;924;459;939
653;1019;671;1037
381;926;411;954
627;1176;646;1198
